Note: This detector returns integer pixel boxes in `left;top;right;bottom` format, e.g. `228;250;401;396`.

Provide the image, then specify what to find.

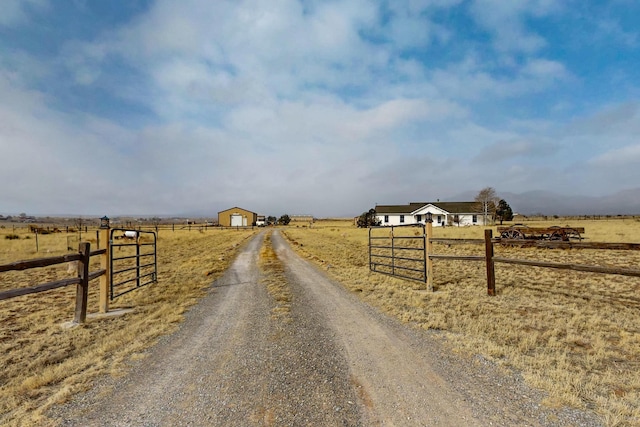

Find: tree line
265;215;291;226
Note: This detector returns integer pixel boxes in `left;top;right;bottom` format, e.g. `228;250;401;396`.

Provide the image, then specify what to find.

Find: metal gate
110;228;157;300
369;224;426;283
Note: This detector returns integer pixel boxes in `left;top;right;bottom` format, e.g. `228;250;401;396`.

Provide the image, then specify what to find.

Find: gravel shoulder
49;231;602;426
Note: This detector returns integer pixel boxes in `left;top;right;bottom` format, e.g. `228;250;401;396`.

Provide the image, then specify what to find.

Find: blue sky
1;0;639;217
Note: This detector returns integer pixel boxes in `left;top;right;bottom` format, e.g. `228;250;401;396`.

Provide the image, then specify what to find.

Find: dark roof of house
374;204;412;214
376;201;480;214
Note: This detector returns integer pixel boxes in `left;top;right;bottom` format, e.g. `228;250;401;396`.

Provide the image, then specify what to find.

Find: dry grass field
284;218;640;427
0;226;256;426
2;218;639;426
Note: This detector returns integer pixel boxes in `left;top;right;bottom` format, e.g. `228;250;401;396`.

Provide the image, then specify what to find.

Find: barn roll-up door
230;214;243;227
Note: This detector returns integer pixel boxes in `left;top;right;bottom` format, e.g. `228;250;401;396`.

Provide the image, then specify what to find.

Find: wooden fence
0;242;107;324
426;228;640;295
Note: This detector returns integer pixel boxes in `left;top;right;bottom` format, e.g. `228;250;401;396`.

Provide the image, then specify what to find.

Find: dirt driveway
51;231;601;426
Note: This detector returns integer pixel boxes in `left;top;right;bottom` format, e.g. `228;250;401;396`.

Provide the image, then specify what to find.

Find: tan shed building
218;207;258;227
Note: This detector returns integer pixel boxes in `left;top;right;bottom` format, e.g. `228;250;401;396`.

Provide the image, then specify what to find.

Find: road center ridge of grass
259;232;292;321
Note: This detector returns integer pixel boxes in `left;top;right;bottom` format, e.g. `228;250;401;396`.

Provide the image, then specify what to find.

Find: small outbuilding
218;207;258;227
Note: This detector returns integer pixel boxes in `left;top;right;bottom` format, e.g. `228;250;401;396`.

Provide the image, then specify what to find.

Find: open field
0;226;257;426
284;218;640;426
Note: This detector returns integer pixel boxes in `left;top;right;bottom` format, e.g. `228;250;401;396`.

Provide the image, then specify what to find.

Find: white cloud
473;139;559;163
61;0;476;120
381;1;457;49
61;1;385;118
340;98;465;139
59;40;110;86
566;102;640;137
468;0;560;53
595;19;639;48
430;56;570;101
590;145;640;166
0;0;48;27
522;59;568;80
2;1;640;216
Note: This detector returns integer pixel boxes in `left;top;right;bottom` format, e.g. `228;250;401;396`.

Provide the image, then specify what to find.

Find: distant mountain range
447;188;640;216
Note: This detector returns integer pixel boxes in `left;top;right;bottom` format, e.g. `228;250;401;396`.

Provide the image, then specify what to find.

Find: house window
416;214;422;222
437;215;442;224
400;215;405;223
384;215;389;223
472;215;478;224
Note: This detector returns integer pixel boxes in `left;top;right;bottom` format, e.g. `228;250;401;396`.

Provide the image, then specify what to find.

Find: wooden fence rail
492;257;640;277
0;252;83;273
0;243;106;324
425;228;640;295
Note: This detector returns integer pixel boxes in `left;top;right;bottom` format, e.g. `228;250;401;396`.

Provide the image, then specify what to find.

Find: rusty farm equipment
497;225;584;241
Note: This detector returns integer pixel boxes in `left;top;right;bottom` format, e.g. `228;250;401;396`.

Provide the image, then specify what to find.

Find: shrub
5;234;19;240
357;209;381;228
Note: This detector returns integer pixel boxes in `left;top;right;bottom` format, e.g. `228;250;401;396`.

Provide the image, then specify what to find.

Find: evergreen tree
357;208;381;228
495;199;514;224
278;214;291;225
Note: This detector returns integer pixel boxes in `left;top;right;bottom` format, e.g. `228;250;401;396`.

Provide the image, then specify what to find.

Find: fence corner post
426;221;434;291
74;242;91;324
485;229;496;296
99;228;110;313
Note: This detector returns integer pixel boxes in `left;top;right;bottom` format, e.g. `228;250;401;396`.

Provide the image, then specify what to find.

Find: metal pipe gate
369;224;427;283
109;228;157;300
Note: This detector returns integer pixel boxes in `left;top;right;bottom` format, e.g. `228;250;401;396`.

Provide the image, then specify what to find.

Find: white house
375;201;486;227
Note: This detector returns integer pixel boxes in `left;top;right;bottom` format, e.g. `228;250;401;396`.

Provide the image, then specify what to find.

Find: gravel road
50;231;602;426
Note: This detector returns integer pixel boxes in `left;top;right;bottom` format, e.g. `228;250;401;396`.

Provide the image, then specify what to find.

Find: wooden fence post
99;228;110;313
74;242;91;323
485;229;496;296
390;226;395;276
426;221;434;291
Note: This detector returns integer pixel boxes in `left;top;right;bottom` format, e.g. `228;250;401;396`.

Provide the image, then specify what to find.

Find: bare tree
474;187;499;225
